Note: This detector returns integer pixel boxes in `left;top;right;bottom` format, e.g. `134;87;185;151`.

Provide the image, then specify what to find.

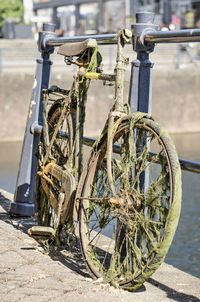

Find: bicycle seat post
10;23;57;217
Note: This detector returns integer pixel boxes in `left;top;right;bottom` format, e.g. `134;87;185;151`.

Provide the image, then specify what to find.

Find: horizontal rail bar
58;131;200;174
46;28;200;48
144;28;200;44
46;33;117;47
179;157;200;174
45;28;200;47
150;152;200;174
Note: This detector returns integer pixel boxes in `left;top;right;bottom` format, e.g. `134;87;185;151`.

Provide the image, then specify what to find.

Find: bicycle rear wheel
78;114;182;290
35;100;75;230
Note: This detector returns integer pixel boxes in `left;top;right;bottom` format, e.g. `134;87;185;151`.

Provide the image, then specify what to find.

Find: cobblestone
0;189;200;302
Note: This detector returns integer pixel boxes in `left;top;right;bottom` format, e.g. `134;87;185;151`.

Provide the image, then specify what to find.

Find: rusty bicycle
28;27;182;291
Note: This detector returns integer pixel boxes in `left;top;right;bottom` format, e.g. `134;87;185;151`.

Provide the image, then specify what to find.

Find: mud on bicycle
28;28;182;291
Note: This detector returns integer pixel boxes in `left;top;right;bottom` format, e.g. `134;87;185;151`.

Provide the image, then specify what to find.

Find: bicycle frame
40;29;132;188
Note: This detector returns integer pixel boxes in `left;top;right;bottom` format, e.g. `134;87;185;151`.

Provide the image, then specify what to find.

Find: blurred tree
0;0;24;26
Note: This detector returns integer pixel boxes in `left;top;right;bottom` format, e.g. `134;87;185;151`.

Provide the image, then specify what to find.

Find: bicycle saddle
57;38;97;57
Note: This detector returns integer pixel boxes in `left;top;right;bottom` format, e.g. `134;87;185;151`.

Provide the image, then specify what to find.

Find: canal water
0;134;199;278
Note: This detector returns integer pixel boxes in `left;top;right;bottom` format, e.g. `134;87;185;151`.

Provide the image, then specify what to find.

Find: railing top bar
45;28;200;48
179;157;200;174
144;28;200;44
46;33;118;47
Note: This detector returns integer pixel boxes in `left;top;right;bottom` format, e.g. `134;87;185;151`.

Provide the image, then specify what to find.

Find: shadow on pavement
0;191;199;299
0;191;89;279
48;243;90;278
148;278;200;302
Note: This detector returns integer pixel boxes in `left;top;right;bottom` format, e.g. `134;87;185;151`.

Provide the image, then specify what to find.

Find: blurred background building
1;0;200;38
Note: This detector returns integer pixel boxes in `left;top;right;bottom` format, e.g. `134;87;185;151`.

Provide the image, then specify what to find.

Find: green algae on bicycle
30;29;182;291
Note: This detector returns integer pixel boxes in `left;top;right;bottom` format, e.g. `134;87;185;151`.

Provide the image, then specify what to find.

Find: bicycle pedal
28;226;56;239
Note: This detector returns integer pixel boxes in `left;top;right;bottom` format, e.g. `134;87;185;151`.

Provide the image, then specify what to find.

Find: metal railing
10;12;200;216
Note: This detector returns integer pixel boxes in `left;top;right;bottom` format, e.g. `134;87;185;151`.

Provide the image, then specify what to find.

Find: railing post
10;23;57;216
119;12;158;257
128;13;158;198
129;12;157;114
129;12;157;191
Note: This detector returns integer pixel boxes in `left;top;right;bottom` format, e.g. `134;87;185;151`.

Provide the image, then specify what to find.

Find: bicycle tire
77;113;182;290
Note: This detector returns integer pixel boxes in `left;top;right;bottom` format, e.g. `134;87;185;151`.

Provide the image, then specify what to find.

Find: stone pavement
0;189;200;302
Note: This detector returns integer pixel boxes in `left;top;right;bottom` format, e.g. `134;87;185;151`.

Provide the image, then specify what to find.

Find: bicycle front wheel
78;114;182;290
